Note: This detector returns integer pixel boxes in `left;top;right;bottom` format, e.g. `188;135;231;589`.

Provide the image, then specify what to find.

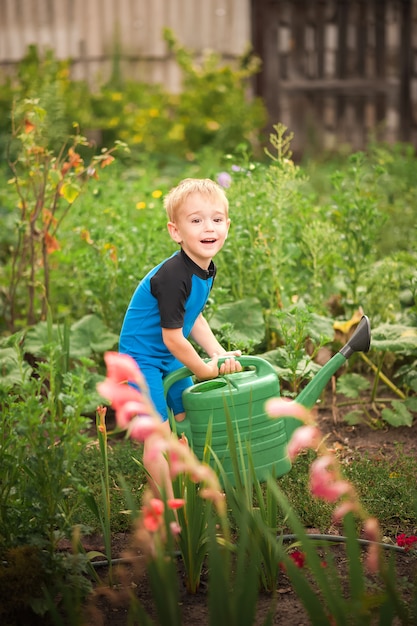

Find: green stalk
360;353;406;399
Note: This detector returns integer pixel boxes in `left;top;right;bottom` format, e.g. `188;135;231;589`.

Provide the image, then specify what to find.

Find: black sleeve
150;262;191;329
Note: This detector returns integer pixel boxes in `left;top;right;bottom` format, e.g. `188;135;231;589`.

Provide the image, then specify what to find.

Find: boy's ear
167;221;182;243
225;218;231;238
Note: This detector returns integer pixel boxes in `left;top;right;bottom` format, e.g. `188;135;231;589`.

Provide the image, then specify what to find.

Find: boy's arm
162;326;219;380
190;314;242;373
189;313;227;357
162;315;241;380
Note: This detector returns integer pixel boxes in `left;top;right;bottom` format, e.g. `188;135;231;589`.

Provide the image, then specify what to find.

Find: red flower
281;549;306;571
396;533;417;551
289;549;306;568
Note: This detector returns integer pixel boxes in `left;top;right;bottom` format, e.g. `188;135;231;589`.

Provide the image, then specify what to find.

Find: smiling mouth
201;238;216;244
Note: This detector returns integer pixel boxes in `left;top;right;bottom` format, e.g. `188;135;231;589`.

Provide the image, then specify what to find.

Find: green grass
72;436;147;533
72;438;417;540
279;449;417;537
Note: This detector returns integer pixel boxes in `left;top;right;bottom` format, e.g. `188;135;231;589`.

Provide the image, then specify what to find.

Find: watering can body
164;315;371;485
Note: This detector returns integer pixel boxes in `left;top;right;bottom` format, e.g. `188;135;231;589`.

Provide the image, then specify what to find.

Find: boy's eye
214;217;224;223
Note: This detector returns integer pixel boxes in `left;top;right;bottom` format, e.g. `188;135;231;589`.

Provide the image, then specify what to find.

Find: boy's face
167;192;230;269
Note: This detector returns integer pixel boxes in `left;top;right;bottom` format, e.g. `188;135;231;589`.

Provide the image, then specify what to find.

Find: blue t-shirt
119;249;216;368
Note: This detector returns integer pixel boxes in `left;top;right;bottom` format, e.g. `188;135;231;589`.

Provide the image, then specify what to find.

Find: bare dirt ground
82;402;417;626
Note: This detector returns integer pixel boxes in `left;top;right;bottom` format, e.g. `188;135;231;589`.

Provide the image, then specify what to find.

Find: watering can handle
163;355;275;398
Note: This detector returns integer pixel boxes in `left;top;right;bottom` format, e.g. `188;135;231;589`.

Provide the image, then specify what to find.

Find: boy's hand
218;351;243;375
197;352;242;380
199;355;221;380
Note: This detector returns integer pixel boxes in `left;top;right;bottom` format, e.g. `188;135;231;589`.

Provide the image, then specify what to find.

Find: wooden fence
1;0;416;155
0;0;251;92
251;0;417;156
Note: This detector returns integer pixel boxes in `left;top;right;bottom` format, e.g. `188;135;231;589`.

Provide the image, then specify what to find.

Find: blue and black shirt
119;248;216;367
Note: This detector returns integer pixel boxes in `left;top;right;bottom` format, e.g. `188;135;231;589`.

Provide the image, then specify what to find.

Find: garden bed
79;407;417;625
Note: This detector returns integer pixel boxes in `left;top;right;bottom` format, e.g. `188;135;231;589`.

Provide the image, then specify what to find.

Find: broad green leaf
49;169;62;185
343;409;364;425
23;315;118;359
371;323;417;355
405;396;417;412
336;373;370;399
209;297;265;346
23;321;61;356
70;314;119;357
381;400;413;427
61;181;81;203
0;347;33;390
306;313;334;344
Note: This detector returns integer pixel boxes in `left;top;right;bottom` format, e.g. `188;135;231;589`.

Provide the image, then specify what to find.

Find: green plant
333;322;417;428
324;152;387;311
5;98;127;332
262;305;333;397
163;28;267;158
215;126;308;352
0;340;91;551
172;471;213;593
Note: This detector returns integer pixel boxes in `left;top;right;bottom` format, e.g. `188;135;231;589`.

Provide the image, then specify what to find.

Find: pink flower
363;519;381;573
309;455;353;502
170;521;182;536
365;542;380;574
143;498;165;532
265;398;310;422
287;425;321;461
128;415;161;440
332;500;361;522
97;378;143;410
104;351;143;385
167;498;186;510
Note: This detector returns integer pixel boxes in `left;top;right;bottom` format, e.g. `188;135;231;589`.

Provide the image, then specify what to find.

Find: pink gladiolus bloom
190;464;215;483
365;542;380;574
170;521;182;536
309;455;353;502
117;400;152;429
332;500;360;522
265;398;309;422
363;516;382;572
104;351;142;384
143;498;165;532
97;378;143;410
128;415;160;440
363;517;380;543
287;425;321;461
167;498;186;510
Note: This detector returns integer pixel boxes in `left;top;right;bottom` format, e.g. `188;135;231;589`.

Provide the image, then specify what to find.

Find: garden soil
80;402;417;626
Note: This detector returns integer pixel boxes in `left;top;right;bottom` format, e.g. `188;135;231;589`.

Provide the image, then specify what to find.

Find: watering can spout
339;314;371;359
289;315;371;436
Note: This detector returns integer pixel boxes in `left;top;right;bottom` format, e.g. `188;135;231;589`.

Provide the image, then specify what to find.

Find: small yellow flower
206;120;220;131
136;201;146;209
151;190;163;199
149;108;159;118
111;92;123;101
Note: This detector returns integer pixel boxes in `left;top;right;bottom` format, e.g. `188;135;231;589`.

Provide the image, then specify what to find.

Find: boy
119;178;241;494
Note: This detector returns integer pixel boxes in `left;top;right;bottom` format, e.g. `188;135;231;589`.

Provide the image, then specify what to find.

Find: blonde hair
164;178;229;222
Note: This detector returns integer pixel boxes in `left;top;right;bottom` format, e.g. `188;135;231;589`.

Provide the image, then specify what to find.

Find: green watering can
164;315;371;484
